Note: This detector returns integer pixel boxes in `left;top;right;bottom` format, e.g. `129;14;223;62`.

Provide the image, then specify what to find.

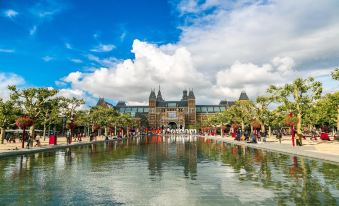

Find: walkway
200;135;339;164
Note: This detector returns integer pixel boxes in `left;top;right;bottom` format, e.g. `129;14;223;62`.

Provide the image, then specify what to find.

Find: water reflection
0;135;338;205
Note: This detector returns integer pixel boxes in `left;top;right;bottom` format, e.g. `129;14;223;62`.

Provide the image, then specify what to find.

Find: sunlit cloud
4;9;18;18
90;44;116;52
0;48;15;53
42;56;54;62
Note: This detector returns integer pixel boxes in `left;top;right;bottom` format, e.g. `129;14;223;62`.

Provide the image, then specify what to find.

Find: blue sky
0;0;180;87
1;0;338;105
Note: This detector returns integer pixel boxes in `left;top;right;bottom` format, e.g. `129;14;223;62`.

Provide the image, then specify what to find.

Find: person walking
35;133;41;147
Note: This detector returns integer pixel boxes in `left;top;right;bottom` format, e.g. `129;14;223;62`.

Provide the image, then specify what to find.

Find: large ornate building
97;89;249;129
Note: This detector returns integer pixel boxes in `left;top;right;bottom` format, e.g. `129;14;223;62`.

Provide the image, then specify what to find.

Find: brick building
97;89;249;129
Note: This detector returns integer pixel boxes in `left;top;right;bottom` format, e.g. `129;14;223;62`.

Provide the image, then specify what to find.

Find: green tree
331;68;339;80
255;96;274;136
0;98;21;143
227;100;255;130
59;97;85;140
267;77;322;144
39;98;61;139
313;91;339;131
89;105;119;136
8;86;58;142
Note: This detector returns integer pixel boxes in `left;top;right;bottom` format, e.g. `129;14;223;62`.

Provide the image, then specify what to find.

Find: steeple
156;85;164;102
149;89;156;100
188;89;195;99
181;89;188;101
239;90;249;101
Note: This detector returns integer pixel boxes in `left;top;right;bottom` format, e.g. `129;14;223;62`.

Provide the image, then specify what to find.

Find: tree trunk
105;126;108;136
261;124;265;133
127;126;129;138
241;121;245;131
43;123;47;140
337;106;339;132
29;125;35;146
220;126;223;137
22;128;26;148
268;126;271;138
115;124;117;136
0;127;5;144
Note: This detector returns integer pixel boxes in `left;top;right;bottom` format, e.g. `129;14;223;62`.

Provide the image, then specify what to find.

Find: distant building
96;89;249;129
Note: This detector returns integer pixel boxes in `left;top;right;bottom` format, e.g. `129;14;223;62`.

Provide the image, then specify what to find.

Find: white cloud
0;48;15;53
62;0;339;105
63;39;211;103
29;25;37;35
90;44;115;52
69;58;83;64
65;43;72;49
4;9;18;18
42;56;54;62
0;73;25;100
177;0;339;75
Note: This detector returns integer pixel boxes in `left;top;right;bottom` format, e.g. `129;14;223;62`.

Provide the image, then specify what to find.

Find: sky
0;0;338;106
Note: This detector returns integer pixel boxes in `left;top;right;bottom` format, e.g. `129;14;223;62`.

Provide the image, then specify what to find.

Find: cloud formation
61;0;339;105
0;73;25;100
4;9;18;18
91;44;116;52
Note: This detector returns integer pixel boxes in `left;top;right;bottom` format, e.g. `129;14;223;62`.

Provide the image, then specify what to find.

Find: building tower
148;89;157;128
187;89;196;126
239;91;249;102
181;89;188;101
156;86;164;102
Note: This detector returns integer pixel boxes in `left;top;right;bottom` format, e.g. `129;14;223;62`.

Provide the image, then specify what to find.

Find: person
244;129;250;141
247;132;257;143
236;128;242;141
26;133;31;149
35;133;41;147
276;129;282;143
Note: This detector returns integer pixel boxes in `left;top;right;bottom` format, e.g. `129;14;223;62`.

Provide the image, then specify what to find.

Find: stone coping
199;135;339;165
0;139;119;159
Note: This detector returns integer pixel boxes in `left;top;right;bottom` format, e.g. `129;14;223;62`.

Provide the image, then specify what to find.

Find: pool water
0;135;338;205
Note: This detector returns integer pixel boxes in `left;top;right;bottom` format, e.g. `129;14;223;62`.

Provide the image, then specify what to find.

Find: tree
313;91;339;131
255;96;274;137
39;98;61;139
8;86;58;143
331;68;339;80
89;105;119;136
0;98;21;143
267;77;322;144
227;100;255;131
59;97;85;142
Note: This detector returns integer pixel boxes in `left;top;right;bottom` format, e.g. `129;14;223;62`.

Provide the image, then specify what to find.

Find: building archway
168;122;177;129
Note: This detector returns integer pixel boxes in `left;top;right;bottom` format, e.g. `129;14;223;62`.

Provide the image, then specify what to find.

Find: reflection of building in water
147;136;169;177
97;88;249;129
176;141;197;179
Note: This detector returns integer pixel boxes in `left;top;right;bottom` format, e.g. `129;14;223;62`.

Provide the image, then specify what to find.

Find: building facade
97;89;249;129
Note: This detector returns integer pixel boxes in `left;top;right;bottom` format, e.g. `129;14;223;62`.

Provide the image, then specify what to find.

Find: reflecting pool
0;136;338;205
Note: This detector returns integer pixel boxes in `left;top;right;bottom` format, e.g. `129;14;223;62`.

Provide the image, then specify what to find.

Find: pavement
0;136;108;158
199;135;339;164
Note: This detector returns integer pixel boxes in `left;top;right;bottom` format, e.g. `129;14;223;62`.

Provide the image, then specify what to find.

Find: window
168;112;176;118
201;107;207;112
207;107;213;112
220;107;225;112
144;108;149;112
138;108;143;112
131;107;137;112
196;107;201;112
125;107;131;112
167;103;177;107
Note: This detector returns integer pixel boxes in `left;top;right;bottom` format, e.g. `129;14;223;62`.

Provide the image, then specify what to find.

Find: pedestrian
35;133;41;147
